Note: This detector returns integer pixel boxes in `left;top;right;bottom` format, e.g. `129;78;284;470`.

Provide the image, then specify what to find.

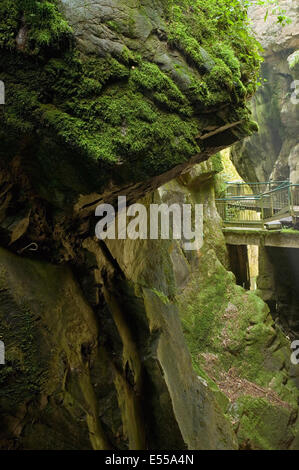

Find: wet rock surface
1;1;297;450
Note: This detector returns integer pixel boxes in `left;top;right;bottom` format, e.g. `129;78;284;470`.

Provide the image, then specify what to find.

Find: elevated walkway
216;181;299;229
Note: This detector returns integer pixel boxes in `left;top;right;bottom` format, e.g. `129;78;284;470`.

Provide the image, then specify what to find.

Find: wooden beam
196;121;243;140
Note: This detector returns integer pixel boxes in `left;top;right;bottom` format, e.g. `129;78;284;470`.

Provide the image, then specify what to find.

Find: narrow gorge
0;0;298;451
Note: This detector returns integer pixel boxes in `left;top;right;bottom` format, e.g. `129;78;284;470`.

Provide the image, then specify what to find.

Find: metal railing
225;180;289;197
216;197;263;227
216;182;299;228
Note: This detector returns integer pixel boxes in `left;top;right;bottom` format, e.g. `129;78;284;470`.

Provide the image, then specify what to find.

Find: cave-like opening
227;244;259;291
258;247;299;338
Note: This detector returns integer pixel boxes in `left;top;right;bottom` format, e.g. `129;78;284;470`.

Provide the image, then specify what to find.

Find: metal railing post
260;195;264;226
270;193;274;218
289;185;295;224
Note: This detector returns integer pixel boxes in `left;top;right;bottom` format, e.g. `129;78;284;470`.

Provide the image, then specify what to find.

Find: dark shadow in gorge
258;246;299;339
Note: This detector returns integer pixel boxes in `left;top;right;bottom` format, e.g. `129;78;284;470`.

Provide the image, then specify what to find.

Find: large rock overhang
0;0;260;213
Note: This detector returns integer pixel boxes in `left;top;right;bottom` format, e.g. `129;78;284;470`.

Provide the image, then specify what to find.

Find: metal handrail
260;183;293;197
216;196;261;201
225;180;289;186
216;182;299;227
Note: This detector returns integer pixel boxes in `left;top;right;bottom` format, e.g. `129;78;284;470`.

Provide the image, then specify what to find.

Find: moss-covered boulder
0;0;260;213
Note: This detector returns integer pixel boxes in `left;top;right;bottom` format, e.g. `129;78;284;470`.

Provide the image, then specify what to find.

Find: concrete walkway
223;228;299;248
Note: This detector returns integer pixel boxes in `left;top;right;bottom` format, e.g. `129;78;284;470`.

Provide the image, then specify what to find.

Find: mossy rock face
0;230;238;450
0;247;109;450
172;155;299;449
0;244;151;450
0;1;288;452
230;396;296;450
288;50;299;72
231;1;299;183
98;190;238;450
0;0;260;211
178;248;299;450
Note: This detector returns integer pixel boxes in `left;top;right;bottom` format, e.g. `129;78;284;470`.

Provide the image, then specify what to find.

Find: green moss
179;260;230;353
0;264;49;407
289;51;299;71
0;297;48;405
166;0;262;102
0;46;202;170
211;43;241;77
0;0;72;53
130;61;192;115
282;228;299;233
231;396;295;450
192;360;231;412
210;154;224;174
0;0;261;198
150;288;170;305
178;242;299;448
106;20;123;34
0;0;20;49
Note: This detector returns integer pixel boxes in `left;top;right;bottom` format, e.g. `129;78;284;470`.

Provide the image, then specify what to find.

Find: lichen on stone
288;50;299;71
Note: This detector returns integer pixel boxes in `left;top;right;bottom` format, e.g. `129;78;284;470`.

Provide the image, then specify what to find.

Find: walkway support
223;228;299;249
227;244;250;290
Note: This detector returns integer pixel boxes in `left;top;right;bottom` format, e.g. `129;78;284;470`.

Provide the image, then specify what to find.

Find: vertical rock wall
231;0;299;182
